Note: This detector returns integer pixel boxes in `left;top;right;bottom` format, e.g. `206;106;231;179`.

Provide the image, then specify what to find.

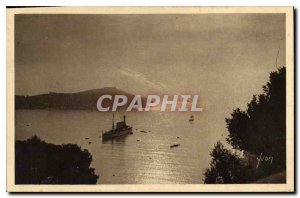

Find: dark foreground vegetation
15;136;99;184
204;67;286;183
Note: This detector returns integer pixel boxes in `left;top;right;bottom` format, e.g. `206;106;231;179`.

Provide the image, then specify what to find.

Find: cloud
119;68;179;95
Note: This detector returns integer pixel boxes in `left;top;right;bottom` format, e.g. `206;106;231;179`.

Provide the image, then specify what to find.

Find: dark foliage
204;142;249;184
204;67;286;183
226;67;286;172
15;136;99;184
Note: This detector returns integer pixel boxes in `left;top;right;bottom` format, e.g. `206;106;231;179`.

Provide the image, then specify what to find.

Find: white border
5;6;295;193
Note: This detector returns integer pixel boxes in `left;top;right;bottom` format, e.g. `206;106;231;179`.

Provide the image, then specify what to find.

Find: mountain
15;87;145;111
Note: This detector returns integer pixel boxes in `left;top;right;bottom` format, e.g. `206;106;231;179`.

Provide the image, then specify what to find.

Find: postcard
6;6;294;192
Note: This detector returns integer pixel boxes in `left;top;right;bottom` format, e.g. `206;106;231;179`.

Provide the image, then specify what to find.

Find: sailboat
189;114;194;122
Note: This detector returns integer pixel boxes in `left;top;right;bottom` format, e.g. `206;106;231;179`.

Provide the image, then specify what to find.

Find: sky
15;14;286;116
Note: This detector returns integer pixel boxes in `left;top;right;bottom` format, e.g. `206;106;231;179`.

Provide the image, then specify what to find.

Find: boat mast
112;113;115;129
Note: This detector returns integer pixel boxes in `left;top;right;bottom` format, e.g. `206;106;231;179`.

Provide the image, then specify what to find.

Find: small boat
189;115;194;122
140;130;147;133
170;144;180;148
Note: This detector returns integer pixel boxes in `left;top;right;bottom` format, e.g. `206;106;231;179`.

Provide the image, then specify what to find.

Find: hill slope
15;87;140;110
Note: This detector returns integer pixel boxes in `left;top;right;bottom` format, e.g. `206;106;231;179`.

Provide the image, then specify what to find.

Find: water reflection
102;134;131;148
15;110;219;184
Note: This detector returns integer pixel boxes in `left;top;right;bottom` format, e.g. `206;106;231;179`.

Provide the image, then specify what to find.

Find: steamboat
102;114;132;141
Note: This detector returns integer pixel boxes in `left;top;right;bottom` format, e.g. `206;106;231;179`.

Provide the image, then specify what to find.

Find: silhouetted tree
226;67;286;172
204;67;286;183
203;141;249;184
15;136;99;184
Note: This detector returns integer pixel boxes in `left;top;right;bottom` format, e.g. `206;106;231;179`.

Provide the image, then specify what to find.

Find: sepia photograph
6;7;294;192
